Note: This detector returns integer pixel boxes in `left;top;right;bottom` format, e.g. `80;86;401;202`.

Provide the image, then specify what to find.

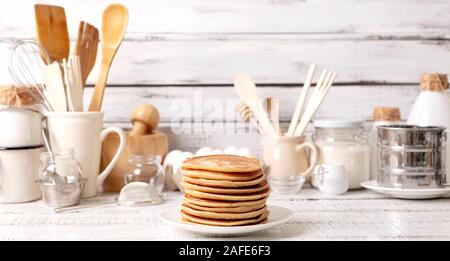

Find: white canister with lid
407;73;450;183
369;107;403;180
312;119;370;189
0;107;42;148
0;146;43;203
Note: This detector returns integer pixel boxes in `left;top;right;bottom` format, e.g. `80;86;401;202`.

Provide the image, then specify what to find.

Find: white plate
361;180;450;199
160;205;293;236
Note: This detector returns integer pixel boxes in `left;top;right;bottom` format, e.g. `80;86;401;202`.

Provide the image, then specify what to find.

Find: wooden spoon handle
88;64;110;111
286;64;316;136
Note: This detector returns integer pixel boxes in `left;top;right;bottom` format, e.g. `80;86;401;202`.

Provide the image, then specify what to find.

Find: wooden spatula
89;4;128;111
74;21;99;89
43;62;68;111
233;74;277;136
34;4;70;63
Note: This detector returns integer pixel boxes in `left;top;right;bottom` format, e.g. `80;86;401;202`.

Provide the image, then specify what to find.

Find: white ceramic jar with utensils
45;111;126;198
369;107;403;180
312;119;370;189
261;135;319;194
407;73;450;183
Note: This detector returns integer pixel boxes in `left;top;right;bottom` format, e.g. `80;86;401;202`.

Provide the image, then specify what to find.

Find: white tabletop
1;187;449;241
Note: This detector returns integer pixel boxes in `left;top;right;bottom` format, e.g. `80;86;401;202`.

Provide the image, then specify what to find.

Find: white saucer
160;205;293;236
361;180;450;199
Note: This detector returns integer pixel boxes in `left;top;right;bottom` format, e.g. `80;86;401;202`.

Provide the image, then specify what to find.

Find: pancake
184;194;268;208
181;210;269;226
181;205;266;220
183;201;267;213
182;174;266;188
180;180;268;195
182;168;262;181
184;188;270;201
181;218;268;226
182;155;260;173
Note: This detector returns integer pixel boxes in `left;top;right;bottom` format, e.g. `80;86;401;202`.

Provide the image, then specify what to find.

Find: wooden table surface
1;187;449;241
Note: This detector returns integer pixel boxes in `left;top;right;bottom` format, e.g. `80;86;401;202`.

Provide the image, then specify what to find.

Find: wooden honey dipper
235;101;264;134
130;103;160;136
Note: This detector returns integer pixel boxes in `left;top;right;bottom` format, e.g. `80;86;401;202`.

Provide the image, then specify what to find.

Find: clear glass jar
312;119;370;189
39;148;83;182
124;154;165;193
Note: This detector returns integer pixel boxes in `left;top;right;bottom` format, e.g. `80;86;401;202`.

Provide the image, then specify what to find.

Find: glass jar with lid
124;154;165;193
312;119;370;189
39;148;83;181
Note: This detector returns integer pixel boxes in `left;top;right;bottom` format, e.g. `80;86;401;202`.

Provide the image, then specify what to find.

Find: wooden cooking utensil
264;97;281;135
294;71;337;136
233;74;277;136
42;62;67;111
286;64;316;136
89;4;129;111
235;101;264;134
34;4;69;63
62;55;83;111
130;103;160;136
74;21;99;88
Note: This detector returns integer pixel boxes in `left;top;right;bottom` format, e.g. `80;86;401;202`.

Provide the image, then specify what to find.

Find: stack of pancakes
180;155;270;226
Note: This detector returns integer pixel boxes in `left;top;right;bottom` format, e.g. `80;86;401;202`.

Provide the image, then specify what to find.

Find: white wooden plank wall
0;0;449;152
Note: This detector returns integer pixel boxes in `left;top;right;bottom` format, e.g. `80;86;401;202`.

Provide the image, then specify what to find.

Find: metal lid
314;119;363;129
377;124;446;131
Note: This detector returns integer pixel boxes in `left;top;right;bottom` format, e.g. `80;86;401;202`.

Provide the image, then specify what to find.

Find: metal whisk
8;39;53;111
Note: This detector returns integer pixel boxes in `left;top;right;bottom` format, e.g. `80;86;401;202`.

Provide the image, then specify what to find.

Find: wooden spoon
34;4;69;63
74;21;99;89
89;4;129;111
233;74;277;136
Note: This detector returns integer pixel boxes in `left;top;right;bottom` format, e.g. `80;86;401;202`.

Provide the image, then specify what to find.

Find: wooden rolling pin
101;103;168;192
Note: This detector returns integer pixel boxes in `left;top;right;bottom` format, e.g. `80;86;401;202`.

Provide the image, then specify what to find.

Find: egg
163;150;183;168
236;147;252;157
224;146;238;155
195;146;212;156
210;149;224;155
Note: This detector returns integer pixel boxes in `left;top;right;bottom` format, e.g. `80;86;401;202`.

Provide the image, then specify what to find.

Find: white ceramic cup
0;146;42;203
0;108;42;148
315;164;348;195
45;112;126;198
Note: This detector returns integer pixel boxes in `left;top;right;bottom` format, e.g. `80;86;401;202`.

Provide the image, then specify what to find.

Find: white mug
45;112;126;198
315;164;348;195
0;146;42;203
